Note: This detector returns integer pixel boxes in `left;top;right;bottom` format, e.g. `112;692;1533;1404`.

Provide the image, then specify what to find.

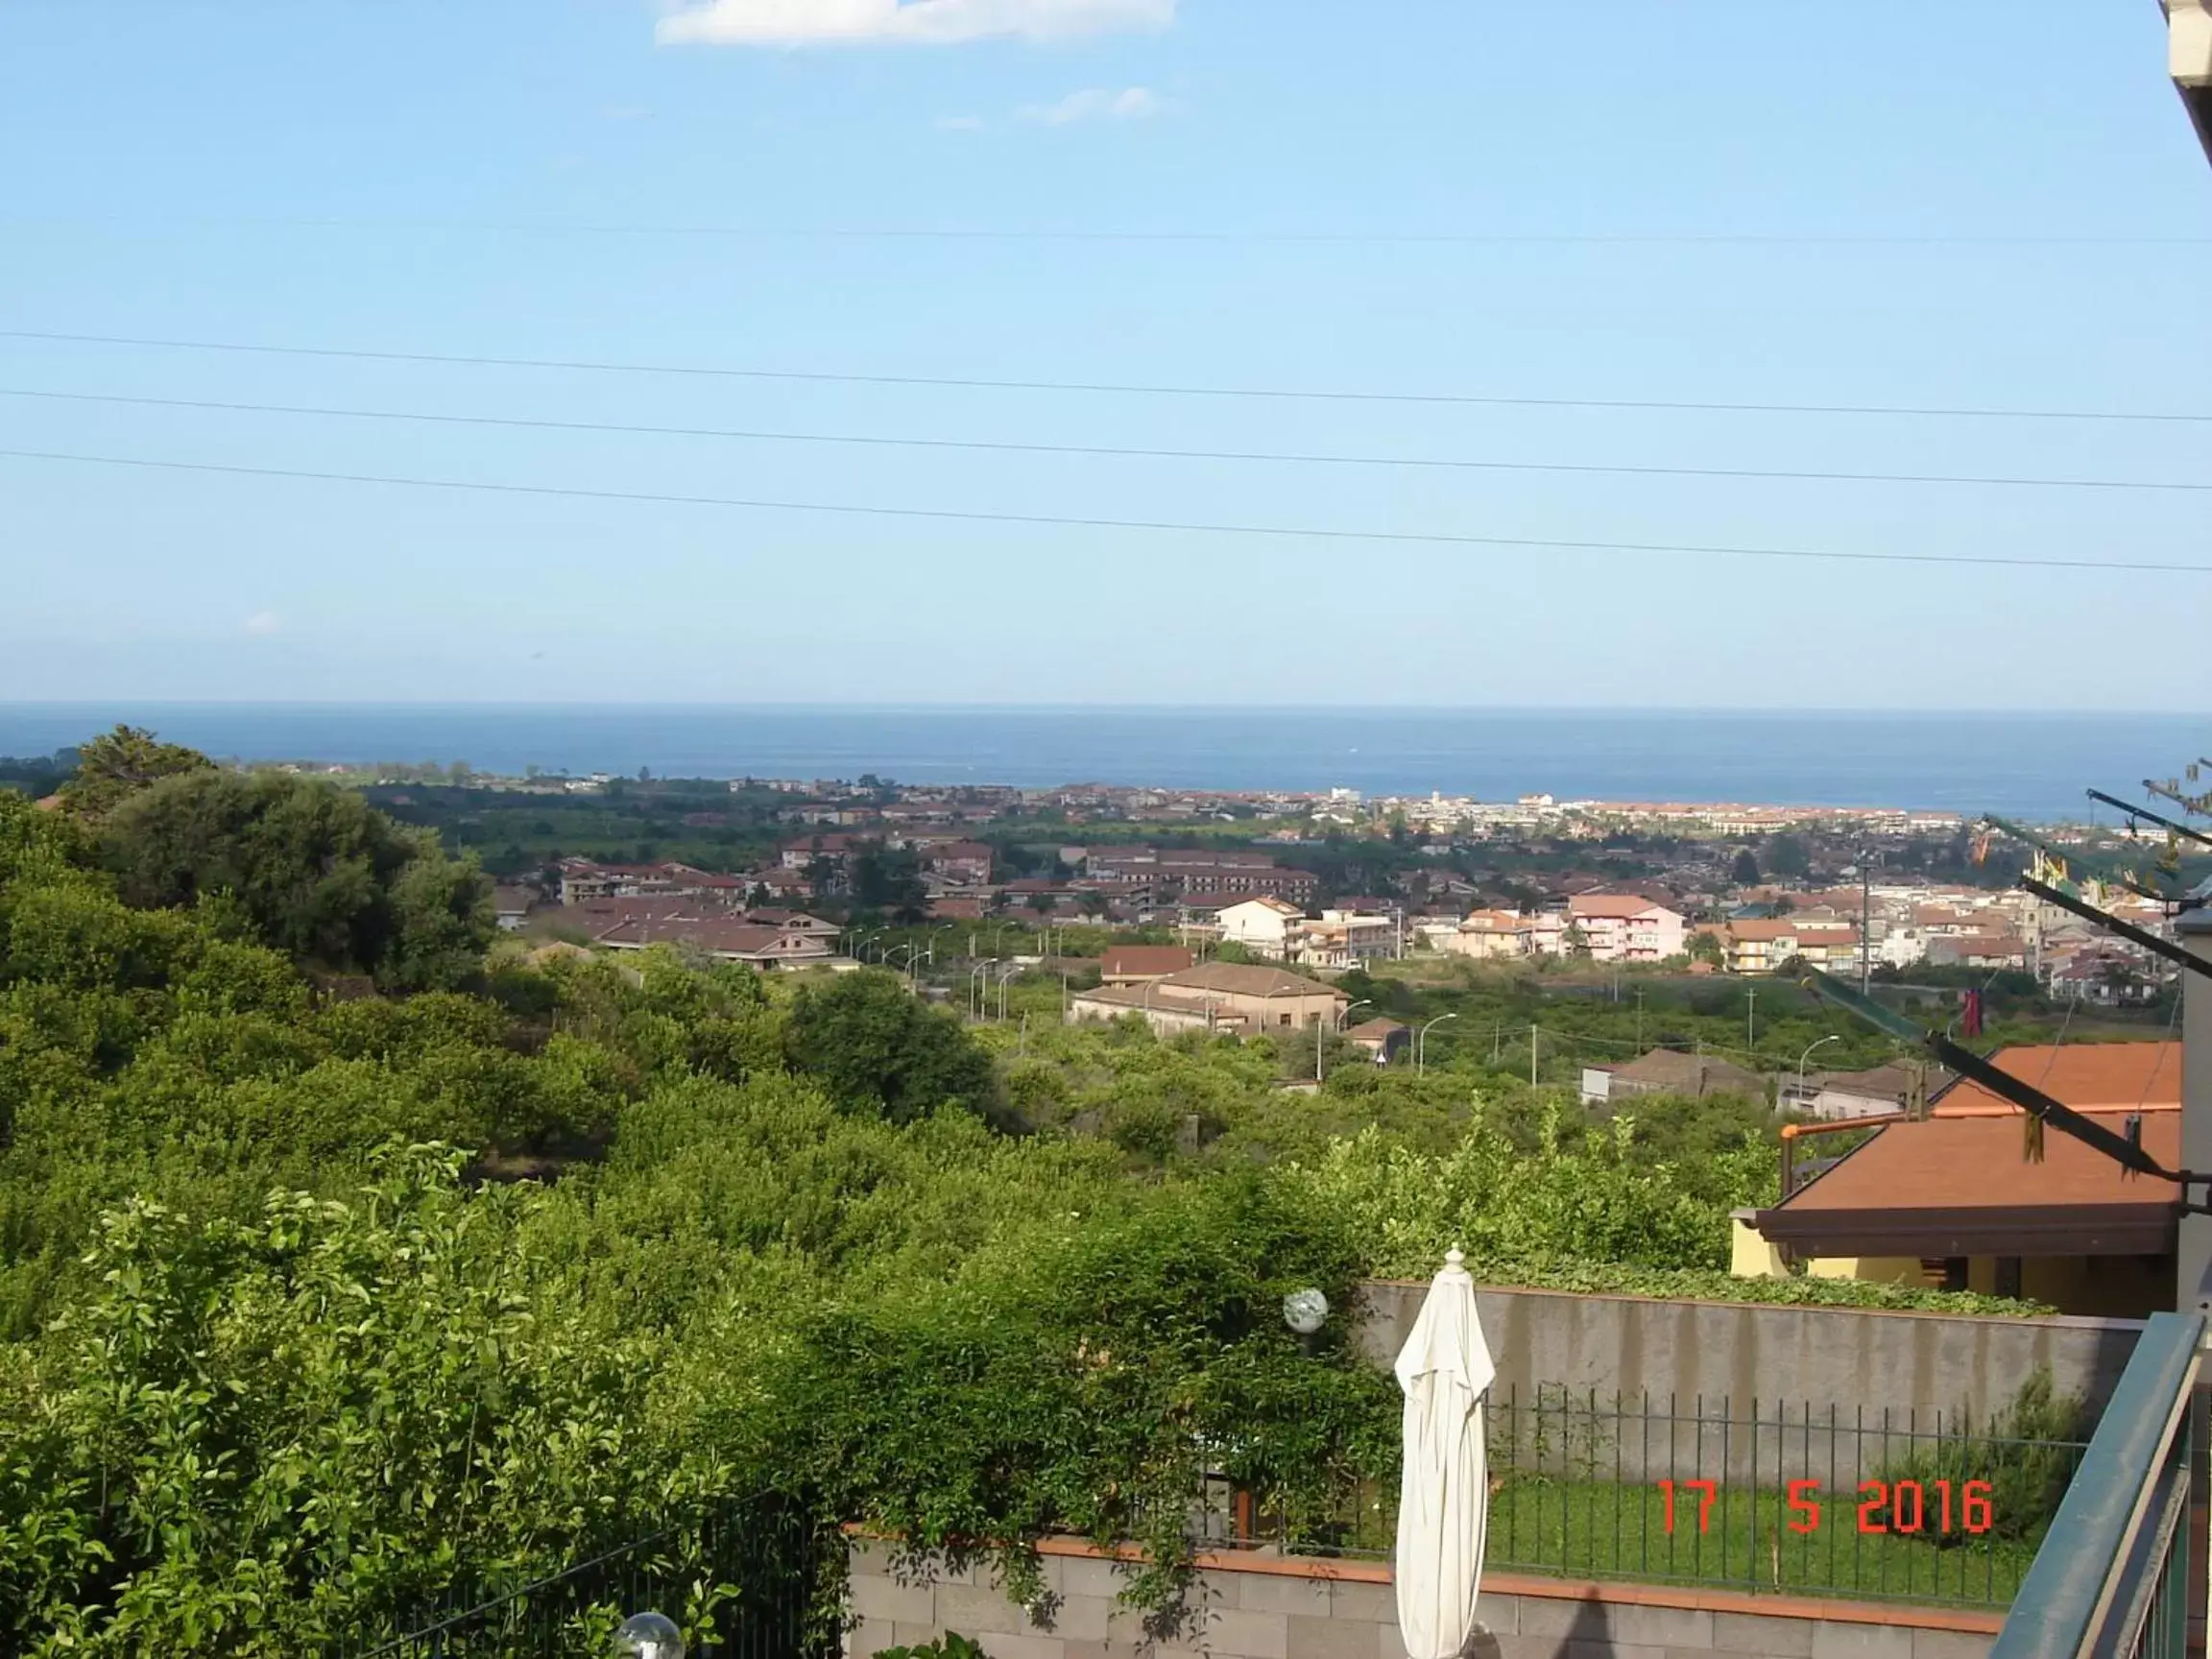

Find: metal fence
1989;1310;2203;1659
349;1491;836;1659
1201;1384;2091;1609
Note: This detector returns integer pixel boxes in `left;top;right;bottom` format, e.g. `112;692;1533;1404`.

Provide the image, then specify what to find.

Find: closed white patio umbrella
1393;1247;1496;1659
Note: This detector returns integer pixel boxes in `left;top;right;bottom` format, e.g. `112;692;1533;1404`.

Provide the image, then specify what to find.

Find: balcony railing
1988;1310;2204;1659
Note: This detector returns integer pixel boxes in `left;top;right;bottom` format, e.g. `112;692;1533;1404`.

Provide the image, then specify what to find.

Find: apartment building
1290;910;1395;971
1564;893;1688;962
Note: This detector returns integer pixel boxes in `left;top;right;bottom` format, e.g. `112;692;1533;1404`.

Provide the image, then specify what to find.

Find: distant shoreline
3;704;2202;825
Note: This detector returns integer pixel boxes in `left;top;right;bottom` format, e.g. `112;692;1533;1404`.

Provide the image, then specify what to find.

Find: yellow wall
1802;1255;1929;1286
1726;1219;2175;1316
1729;1214;1788;1278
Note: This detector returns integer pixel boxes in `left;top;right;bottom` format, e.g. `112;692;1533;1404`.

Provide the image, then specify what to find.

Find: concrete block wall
1355;1283;2141;1435
845;1539;1999;1659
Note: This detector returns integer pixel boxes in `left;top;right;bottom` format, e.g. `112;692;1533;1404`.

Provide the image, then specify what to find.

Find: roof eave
1753;1202;2177;1259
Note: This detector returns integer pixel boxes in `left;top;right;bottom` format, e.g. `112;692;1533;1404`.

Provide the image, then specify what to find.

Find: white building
1215;896;1307;959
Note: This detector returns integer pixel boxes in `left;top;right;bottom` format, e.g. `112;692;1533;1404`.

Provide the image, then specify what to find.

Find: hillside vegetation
0;745;2042;1654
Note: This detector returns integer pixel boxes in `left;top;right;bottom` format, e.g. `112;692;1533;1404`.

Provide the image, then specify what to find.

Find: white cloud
934;113;986;131
657;0;1173;47
1014;84;1165;124
242;612;282;637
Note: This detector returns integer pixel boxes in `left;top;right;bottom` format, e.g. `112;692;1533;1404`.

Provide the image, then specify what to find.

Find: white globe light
613;1611;685;1659
1283;1287;1329;1335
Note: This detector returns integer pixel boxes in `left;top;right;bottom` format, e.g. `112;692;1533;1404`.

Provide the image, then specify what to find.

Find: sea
1;705;2204;824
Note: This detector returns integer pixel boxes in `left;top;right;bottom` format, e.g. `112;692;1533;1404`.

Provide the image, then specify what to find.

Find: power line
5;445;2208;574
6;212;2207;248
7;385;2205;494
5;328;2206;425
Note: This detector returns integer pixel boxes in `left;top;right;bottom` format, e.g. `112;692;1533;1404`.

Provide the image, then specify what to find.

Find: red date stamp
1656;1479;1995;1536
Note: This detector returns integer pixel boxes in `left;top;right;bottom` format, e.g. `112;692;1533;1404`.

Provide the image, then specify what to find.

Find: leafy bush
785;971;997;1124
875;1634;992;1659
101;768;493;989
1880;1369;2088;1544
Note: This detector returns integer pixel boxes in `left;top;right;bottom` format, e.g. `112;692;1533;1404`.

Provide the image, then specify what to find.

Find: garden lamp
613;1611;685;1659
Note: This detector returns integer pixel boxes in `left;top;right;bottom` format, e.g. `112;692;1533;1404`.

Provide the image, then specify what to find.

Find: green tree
784;970;997;1124
56;725;215;823
1689;929;1726;967
101;770;493;989
1767;834;1811;879
1730;849;1762;885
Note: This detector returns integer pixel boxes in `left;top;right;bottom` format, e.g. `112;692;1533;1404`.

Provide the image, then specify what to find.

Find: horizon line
2;700;2205;719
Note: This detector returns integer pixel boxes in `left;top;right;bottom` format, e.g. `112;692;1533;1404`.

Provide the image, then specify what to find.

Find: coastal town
432;767;2177;1010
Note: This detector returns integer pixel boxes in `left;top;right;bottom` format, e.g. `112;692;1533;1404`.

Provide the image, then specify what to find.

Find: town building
1346;1018;1409;1065
492;885;541;930
557;858;749;907
1740;1040;2185;1315
1580;1049;1768;1107
1097;945;1195;986
1214;896;1307;959
1290;910;1396;972
1563;893;1688;962
588;914;837;970
1776;1063;1935;1121
1065;962;1347;1038
1711;918;1862;974
917;841;994;884
1440;909;1530;960
779;833;870;872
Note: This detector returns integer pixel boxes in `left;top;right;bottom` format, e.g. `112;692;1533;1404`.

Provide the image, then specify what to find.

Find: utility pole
1634;987;1646;1051
1530;1024;1539;1087
1747;986;1758;1047
1860;850;1874;995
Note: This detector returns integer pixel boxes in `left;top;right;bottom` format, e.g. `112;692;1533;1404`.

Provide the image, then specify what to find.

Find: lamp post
1417;1012;1457;1075
613;1612;685;1659
969;958;997;1021
1322;998;1372;1084
928;923;954;965
1795;1034;1841;1116
1283;1286;1329;1357
997;960;1021;1022
885;943;921;986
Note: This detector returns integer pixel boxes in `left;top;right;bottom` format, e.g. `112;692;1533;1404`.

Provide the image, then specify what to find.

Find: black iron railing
350;1491;835;1659
1202;1384;2089;1609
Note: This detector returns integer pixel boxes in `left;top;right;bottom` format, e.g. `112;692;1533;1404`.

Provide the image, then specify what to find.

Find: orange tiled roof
1934;1041;2182;1117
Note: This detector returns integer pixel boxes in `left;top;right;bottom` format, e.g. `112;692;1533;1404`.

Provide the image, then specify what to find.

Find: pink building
1564;893;1688;963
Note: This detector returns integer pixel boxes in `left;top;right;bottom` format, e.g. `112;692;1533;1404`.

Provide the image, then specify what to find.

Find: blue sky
3;0;2208;708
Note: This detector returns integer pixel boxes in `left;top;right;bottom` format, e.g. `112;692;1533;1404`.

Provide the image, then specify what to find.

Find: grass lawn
1484;1477;2045;1607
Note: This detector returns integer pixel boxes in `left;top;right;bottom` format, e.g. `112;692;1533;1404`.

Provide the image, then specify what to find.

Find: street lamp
1795;1035;1841;1115
996;960;1022;1021
1417;1012;1458;1075
927;924;954;965
968;958;997;1021
1321;998;1372;1084
885;943;921;985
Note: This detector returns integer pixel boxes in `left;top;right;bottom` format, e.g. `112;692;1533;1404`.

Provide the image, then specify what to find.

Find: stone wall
845;1538;2000;1659
1355;1282;2141;1430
